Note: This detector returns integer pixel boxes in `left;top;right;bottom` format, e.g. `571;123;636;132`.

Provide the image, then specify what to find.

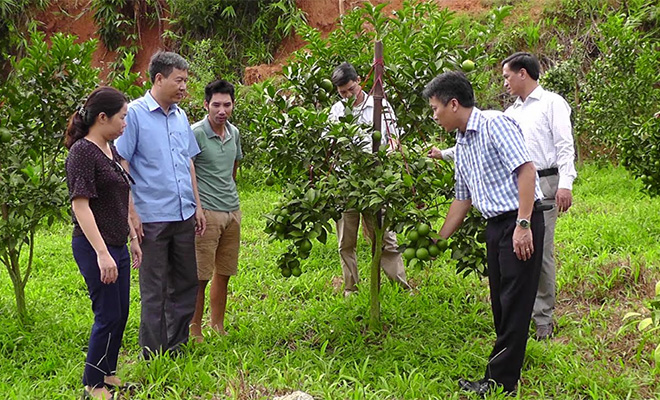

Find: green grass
1;164;659;399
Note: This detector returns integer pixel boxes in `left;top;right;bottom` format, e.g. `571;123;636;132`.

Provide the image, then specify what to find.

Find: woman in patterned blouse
65;86;142;400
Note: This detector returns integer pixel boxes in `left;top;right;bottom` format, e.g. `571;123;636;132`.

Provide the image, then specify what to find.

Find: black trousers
139;216;198;358
483;210;544;392
72;236;131;387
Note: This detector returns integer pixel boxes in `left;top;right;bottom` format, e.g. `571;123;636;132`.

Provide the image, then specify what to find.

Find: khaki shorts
195;209;241;280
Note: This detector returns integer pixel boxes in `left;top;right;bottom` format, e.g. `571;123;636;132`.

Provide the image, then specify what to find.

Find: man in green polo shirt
190;80;243;341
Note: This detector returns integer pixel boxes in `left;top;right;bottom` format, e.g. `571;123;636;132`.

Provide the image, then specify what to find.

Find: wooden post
372;41;383;155
369;40;384;331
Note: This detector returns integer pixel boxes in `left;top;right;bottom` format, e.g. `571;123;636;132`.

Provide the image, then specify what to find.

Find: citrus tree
0;31;98;325
241;2;489;330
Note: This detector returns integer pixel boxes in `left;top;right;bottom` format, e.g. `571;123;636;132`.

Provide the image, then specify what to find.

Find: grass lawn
1;163;659;399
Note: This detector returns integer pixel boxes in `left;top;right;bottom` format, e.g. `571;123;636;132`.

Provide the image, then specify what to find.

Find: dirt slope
37;0;486;83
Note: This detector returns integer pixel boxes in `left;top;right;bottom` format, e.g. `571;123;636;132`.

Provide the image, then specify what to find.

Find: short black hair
422;71;475;107
148;51;189;83
502;52;541;81
204;80;235;103
331;62;358;87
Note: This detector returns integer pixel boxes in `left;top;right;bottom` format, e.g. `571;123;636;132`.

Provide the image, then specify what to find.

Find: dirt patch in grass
554;257;660;397
222;371;290;400
561;256;659;304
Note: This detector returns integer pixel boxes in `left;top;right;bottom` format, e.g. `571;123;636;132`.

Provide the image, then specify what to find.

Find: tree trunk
369;223;384;331
14;278;27;326
3;228;34;327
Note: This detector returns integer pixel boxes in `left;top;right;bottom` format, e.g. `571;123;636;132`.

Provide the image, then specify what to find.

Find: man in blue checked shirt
422;71;545;397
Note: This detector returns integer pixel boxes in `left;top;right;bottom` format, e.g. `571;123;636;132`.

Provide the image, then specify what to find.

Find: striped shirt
454;108;542;219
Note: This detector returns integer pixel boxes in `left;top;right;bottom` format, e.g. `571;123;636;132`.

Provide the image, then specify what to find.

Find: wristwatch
516;218;531;229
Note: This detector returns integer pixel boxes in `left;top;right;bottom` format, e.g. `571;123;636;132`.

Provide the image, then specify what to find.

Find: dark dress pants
139;217;198;358
72;236;130;388
483;211;544;392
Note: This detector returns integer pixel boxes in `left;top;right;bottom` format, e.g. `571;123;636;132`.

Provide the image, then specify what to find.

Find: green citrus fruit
258;140;268;149
428;244;440;257
291;266;302;277
0;130;10;143
372;130;382;143
416;247;430;261
265;176;276;186
406;230;419;242
436;238;449;251
403;247;417;261
318;89;328;101
461;59;475;72
320;78;334;92
288;259;301;269
275;224;286;234
281;267;292;278
417;237;431;249
416;223;430;237
299;239;312;253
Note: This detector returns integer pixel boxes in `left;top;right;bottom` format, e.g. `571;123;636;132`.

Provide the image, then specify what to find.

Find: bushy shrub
0;32;99;324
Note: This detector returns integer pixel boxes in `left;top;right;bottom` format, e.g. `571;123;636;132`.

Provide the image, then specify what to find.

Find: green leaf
622;311;642;321
638;318;653;331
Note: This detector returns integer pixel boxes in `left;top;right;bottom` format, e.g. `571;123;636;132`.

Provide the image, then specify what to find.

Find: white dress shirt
329;91;399;152
504;85;577;190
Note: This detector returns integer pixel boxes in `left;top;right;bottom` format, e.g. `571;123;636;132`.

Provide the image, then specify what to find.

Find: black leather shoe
458;378;492;397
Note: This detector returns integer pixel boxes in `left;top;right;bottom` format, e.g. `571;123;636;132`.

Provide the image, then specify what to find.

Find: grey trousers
535;175;559;326
336;211;409;292
139;217;198;358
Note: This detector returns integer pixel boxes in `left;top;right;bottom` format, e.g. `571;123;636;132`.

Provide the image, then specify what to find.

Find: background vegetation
0;0;659;398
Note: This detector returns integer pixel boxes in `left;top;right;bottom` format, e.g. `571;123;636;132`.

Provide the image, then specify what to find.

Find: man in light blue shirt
423;71;545;396
116;51;206;358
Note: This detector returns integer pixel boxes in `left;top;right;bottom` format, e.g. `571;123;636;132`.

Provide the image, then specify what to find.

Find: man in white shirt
429;53;577;340
501;52;576;340
328;62;410;296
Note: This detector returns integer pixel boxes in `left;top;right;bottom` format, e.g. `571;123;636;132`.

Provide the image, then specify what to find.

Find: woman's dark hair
65;86;128;149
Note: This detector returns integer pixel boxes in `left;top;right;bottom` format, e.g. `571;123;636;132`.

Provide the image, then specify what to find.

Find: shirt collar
202;116;235;141
354;91;373;110
512;85;545;107
145;90;179;114
463;107;481;134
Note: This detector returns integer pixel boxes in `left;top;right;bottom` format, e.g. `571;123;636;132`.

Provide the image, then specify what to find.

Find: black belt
538;167;558;177
488;201;552;222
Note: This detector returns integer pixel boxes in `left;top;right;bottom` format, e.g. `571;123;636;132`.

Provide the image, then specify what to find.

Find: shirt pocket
169;130;190;157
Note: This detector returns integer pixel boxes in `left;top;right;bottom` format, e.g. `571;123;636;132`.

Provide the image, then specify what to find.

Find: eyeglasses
113;160;136;185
